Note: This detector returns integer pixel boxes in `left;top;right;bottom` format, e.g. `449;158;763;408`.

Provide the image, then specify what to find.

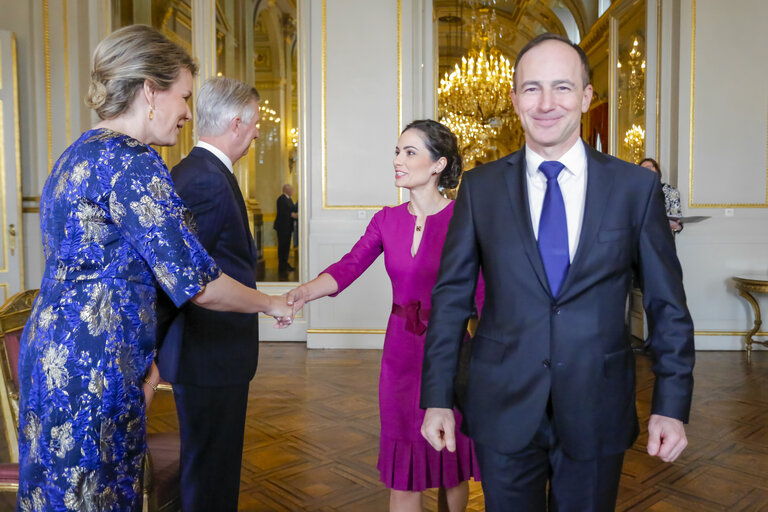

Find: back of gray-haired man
157;76;261;512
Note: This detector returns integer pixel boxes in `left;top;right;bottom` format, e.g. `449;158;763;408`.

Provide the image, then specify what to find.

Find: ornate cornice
580;3;616;55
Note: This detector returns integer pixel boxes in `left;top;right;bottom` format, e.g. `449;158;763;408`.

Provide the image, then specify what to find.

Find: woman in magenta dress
288;120;480;511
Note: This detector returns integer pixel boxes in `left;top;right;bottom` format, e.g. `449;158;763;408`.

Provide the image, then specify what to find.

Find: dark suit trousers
173;383;250;512
277;229;292;270
475;401;624;512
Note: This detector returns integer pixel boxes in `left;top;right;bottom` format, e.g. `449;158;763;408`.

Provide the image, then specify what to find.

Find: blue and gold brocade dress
16;128;220;511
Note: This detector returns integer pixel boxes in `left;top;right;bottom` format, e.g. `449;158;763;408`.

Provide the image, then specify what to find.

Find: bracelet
143;379;158;392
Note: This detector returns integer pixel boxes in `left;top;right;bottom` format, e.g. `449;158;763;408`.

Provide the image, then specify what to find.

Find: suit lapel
557;145;614;301
503;150;551;295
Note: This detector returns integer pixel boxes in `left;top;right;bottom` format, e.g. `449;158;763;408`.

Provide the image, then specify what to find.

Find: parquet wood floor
1;346;767;510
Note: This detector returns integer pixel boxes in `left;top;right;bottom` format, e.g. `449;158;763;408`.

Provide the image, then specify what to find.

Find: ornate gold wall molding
655;0;661;160
22;196;40;214
695;330;768;337
63;0;70;144
307;328;386;334
13;34;23;288
0;98;7;274
579;2;616;55
44;0;52;171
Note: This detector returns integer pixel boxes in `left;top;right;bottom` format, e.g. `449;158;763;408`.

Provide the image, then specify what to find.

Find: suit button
552;306;561;315
542;359;551;368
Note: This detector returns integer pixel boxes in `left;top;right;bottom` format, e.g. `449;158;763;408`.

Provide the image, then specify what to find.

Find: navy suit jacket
157;146;259;387
273;194;295;235
420;142;695;460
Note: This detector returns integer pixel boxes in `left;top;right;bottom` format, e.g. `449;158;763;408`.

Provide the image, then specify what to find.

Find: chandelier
440;112;499;164
623;124;645;164
256;100;280;165
438;6;514;165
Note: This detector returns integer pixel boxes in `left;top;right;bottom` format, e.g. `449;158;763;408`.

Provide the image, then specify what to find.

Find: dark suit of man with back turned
157;77;261;512
420;34;695;511
274;183;297;273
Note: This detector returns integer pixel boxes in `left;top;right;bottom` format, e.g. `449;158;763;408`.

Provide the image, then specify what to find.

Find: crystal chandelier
623;124;645;164
440;112;499;165
256;100;280;165
438;6;514;165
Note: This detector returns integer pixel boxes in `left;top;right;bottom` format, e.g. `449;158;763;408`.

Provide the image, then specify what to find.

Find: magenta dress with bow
323;201;481;491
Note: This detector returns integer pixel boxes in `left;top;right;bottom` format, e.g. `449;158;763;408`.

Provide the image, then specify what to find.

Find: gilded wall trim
0;100;7;274
307;328;386;334
13;35;24;288
0;36;8;275
321;0;402;210
579;1;616;55
655;0;661;161
22;195;40;214
688;0;768;208
695;330;768;337
63;0;71;144
44;0;53;171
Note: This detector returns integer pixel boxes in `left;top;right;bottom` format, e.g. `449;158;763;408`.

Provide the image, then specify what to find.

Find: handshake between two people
265;283;314;329
253;274;338;328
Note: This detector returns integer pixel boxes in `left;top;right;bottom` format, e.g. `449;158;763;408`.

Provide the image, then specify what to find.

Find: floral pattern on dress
17;128;220;511
662;183;682;218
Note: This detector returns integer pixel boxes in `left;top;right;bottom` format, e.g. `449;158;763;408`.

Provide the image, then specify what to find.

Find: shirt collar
196;140;234;174
524;139;586;180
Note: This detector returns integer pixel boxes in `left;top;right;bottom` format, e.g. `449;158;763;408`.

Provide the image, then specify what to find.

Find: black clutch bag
453;314;478;414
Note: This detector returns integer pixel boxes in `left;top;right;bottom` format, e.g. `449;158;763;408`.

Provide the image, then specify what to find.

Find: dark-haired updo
402;119;462;189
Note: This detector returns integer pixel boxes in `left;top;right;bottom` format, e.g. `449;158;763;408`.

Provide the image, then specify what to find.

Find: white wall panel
324;0;400;208
305;217;391;348
675;0;768;351
302;1;434;347
689;0;768;206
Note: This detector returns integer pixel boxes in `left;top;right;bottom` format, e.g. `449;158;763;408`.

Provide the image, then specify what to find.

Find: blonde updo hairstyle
85;24;198;120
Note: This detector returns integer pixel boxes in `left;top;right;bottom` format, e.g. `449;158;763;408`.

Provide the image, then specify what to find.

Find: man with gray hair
158;76;261;512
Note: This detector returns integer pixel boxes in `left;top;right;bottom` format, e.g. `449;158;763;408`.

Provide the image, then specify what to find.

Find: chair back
0;290;38;462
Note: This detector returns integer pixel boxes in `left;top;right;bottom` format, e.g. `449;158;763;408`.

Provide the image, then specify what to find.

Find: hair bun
86;78;108;110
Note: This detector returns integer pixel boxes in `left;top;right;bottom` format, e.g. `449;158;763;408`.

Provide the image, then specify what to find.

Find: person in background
287;120;481;512
274;183;297;274
16;25;290;511
639;157;683;234
157;76;262;512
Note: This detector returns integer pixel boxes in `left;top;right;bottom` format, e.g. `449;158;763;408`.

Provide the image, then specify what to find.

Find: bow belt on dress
391;300;431;335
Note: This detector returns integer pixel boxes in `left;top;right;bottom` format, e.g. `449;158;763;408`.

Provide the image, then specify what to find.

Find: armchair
0;289;39;497
0;289;180;511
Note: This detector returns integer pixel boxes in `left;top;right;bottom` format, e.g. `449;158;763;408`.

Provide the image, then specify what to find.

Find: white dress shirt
196;140;234;174
525;140;588;262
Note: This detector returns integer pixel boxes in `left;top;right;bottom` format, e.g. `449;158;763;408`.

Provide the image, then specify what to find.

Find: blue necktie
537;161;569;296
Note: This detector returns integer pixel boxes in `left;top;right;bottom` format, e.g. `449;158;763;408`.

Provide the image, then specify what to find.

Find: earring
148;105;155;121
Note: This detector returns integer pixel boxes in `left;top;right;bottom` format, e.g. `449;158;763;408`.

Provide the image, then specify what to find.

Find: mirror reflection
110;0;300;282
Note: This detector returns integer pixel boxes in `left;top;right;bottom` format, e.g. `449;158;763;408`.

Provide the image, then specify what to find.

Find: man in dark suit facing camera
420;33;695;511
158;77;261;512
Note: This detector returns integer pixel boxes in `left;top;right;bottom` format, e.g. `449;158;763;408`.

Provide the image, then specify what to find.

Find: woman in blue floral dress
16;25;291;511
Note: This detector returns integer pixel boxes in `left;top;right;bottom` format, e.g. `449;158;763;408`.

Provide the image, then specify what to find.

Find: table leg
737;289;762;363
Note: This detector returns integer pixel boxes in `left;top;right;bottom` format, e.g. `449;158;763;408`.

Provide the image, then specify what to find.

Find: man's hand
421;407;456;452
268;294;293;328
647;414;687;462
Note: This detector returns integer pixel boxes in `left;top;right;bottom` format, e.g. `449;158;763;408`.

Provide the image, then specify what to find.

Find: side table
733;276;768;361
